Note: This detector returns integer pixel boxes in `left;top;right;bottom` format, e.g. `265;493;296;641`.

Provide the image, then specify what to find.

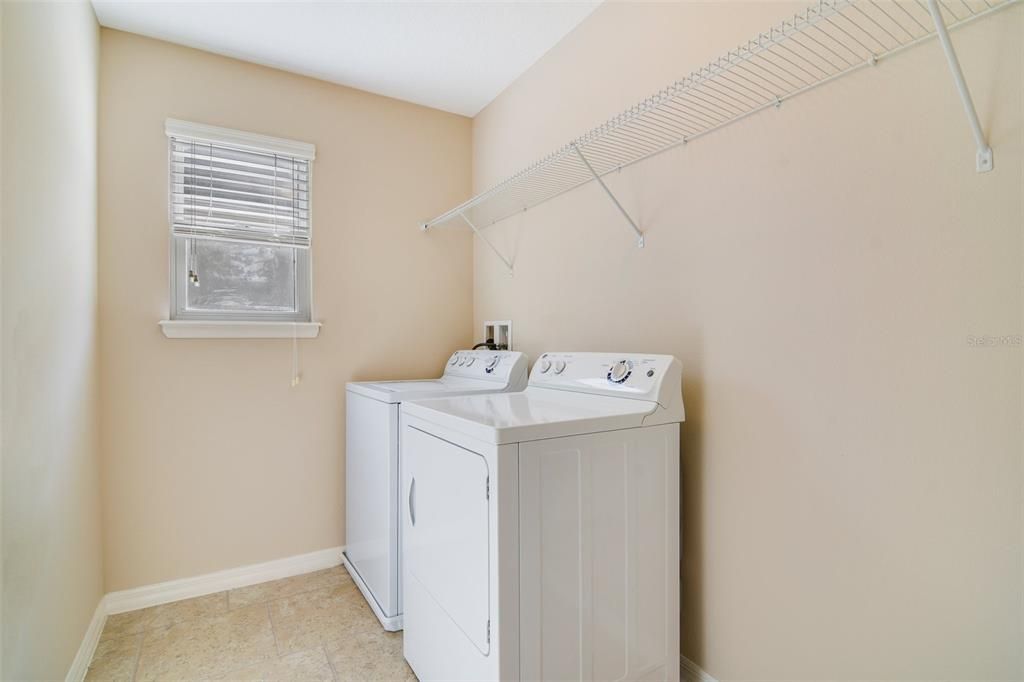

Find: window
166;119;315;324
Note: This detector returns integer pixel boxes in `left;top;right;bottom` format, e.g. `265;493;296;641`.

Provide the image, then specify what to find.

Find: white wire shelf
422;0;1017;265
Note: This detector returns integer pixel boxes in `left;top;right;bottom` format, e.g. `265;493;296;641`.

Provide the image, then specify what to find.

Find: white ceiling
90;0;601;117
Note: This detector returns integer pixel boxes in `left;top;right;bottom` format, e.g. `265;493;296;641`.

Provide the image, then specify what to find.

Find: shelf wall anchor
571;143;645;248
926;0;993;173
459;211;514;275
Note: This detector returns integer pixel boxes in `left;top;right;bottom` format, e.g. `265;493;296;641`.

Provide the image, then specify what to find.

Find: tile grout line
266;602;284;658
324;643;340;682
128;631;144;682
109;592;232;681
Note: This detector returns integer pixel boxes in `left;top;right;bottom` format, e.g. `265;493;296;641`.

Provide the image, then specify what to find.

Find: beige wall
473;2;1022;680
98;30;473;591
1;2;105;679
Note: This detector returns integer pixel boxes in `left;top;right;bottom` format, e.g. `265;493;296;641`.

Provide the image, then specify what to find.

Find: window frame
165;119;315;324
170;238;312;323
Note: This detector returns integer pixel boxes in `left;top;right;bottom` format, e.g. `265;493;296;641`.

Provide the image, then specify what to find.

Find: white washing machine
400;352;685;681
343;350;528;631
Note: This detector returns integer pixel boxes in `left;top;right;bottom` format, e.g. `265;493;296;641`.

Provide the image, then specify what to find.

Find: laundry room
1;1;1021;681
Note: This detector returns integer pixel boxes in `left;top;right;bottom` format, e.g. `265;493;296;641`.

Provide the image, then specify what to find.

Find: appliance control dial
458;356;467;366
553;359;567;374
539;358;552;373
449;354;459;365
485;356;500;373
465;357;475;367
607;360;633;384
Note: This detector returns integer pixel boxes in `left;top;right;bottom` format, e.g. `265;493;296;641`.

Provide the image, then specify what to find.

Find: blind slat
174;174;308;196
179;188;308;211
170;136;311;249
171;156;307;180
174;206;309;228
171;168;307;193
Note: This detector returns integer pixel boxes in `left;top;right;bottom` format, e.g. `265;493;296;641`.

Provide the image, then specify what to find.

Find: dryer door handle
408;477;416;527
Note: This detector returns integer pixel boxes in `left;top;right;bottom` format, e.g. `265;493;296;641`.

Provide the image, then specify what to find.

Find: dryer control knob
449;354;459;365
458;356;467;366
539;359;552;373
486;356;500;371
553;360;567;374
607;360;632;384
465;357;475;367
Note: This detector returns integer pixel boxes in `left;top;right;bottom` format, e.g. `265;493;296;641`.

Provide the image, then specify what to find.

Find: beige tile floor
85;567;417;681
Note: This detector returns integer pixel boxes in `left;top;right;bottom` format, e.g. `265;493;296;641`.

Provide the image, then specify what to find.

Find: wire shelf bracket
425;211;515;275
926;0;994;172
572;143;645;248
460;211;514;275
421;0;1017;255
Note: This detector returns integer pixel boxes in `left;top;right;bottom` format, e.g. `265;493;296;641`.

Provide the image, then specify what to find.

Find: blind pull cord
291;322;301;388
187;139;201;287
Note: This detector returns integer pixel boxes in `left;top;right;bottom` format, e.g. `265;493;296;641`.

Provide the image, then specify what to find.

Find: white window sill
159;320;321;339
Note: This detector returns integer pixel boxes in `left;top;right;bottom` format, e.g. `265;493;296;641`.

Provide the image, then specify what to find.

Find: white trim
104;546;343;615
341;551;403;632
159;320;321;339
65;597;108;682
681;656;718;682
165;118;316;160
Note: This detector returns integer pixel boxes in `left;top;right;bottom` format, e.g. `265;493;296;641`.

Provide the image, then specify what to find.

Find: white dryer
343;350;528;631
400;352;685;681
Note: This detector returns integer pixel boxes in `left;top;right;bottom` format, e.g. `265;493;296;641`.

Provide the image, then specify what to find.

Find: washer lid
402;386;669;445
346;376;503;404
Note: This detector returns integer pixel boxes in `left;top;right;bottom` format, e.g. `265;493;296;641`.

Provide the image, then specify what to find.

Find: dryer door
403;425;491;654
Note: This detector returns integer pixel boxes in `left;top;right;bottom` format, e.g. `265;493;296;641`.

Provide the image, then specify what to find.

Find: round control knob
465;357;475;367
553;359;567;374
486;356;500;371
607;360;632;384
539;359;552;373
449;354;459;365
457;356;467;366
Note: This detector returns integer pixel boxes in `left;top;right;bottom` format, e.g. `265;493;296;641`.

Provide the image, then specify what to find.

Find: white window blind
167;120;314;249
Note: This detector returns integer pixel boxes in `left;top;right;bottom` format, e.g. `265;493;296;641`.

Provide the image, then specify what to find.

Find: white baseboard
681;655;718;682
68;546;344;679
66;597;108;682
104;545;344;614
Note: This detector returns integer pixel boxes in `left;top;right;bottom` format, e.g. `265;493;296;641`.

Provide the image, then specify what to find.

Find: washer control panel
444;350;527;383
607;359;632;383
530;352;681;405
